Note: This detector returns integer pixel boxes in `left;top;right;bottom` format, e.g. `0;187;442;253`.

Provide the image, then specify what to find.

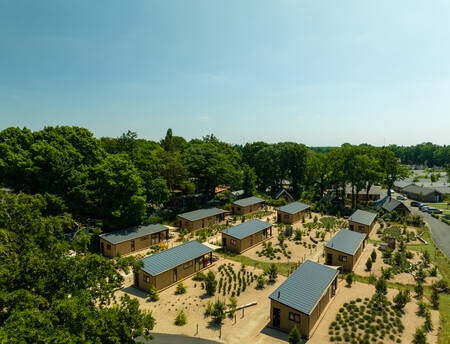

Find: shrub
371;249;377;262
412;327;426;344
431;287;439;308
424;311;433;331
205;301;214;316
422;251;431;266
174;310;187;326
346;273;354;287
366;258;372;271
229;296;238;317
147;285;159;301
417;301;428;315
288;325;302;344
368;274;377;285
393;290;410;311
429;266;437;277
175;281;187;294
265;263;278;282
193;271;206;281
256;274;266;288
212;299;226;323
375;278;387;295
415;283;424;299
205;271;217;295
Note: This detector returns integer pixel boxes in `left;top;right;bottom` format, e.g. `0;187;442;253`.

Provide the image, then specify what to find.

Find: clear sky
1;0;449;146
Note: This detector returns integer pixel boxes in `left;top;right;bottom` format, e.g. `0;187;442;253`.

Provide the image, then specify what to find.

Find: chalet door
134;272;139;287
202;219;205;228
195;258;201;272
131;240;135;252
327;253;333;265
173;268;178;282
277;214;281;222
222;238;227;248
100;242;104;255
273;308;281;328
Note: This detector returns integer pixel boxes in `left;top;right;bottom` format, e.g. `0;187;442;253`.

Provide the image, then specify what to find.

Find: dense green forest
0;126;448;232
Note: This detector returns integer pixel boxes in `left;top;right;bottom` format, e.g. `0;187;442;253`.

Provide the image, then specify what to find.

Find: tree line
0;126;448;231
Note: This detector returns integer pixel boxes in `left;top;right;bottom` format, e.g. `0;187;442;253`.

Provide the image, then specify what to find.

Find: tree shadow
259;324;300;342
206;319;222;330
199;293;214;300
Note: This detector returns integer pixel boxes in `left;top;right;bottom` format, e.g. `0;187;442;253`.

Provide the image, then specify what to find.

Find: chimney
278;291;280;299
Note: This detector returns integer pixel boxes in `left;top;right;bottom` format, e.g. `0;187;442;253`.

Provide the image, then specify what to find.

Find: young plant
256;274;267;289
365;258;372;271
204;271;217;295
174;310;187;326
213;299;226;323
265;263;278;282
175;281;187;294
147;285;160;302
371;249;377;262
288;325;302;344
346;273;353;287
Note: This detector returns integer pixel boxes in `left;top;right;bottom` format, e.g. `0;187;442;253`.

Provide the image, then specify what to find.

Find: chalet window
106;244;111;250
237;207;241;211
338;255;347;262
349;225;354;231
284;215;289;219
230;239;236;245
358;226;364;231
183;261;193;269
289;312;300;322
143;275;150;283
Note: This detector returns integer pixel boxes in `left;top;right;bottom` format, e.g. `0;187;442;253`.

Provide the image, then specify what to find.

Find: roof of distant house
348;209;377;226
325;229;367;255
232;196;265;207
140;240;212;276
394;180;412;189
177;207;228;222
269;260;339;315
276;202;310;215
99;223;169;245
221;219;272;240
344;185;382;195
401;184;436;196
273;188;294;200
375;196;405;212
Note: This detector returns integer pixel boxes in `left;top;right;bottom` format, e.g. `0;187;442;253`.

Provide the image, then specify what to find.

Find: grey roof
178;207;228;222
140;240;212;276
325;229;366;255
348;209;377;226
344;185;381;195
276;202;310;215
273;188;294;200
375;196;404;212
394;180;412;189
401;184;435;196
221;219;272;240
232;196;265;207
99;223;169;245
269;260;339;315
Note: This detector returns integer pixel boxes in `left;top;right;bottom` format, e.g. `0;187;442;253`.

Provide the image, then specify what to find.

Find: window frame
288;312;301;322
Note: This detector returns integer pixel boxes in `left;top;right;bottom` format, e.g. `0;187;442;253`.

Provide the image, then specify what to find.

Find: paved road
376;187;449;258
138;334;220;344
410;207;450;258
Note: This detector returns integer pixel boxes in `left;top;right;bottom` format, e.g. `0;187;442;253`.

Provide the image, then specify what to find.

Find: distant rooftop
221;219;272;240
375;196;405;212
140;240;212;276
232;196;265;207
269;260;338;315
348;209;377;226
276;201;310;214
325;229;366;255
178;207;228;222
99;223;169;245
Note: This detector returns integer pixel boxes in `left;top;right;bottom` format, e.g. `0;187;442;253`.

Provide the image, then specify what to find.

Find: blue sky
1;0;449;146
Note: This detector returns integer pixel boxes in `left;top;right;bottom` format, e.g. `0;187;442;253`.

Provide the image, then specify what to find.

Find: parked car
419;205;430;212
389;189;395;194
410;201;422;207
427;208;443;214
396;195;407;201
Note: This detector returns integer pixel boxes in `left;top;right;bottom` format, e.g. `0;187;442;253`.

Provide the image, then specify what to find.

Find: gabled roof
140;240;212;276
348;209;377;226
232;196;265;207
99;223;169;245
374;196;405;212
221;219;272;240
273;188;294;200
401;184;436;196
269;260;339;315
325;229;366;255
276;202;310;215
394;180;412;190
177;207;228;222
